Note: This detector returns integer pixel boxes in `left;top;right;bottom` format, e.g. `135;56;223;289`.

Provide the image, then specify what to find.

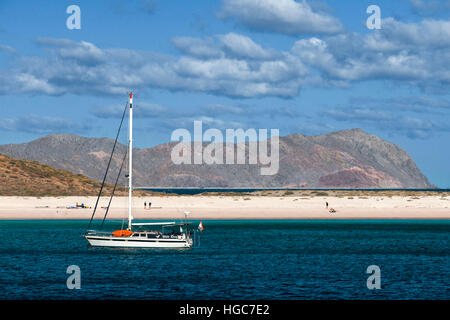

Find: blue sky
0;0;449;187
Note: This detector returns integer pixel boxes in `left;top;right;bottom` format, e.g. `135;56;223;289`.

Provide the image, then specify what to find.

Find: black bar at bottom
0;300;447;318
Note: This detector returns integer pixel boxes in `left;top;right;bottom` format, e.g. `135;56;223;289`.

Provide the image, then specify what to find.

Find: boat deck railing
85;230;113;236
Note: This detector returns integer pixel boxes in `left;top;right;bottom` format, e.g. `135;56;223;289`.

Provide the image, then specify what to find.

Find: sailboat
84;93;194;248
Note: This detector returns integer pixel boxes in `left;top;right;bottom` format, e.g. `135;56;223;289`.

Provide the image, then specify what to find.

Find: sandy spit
0;196;448;220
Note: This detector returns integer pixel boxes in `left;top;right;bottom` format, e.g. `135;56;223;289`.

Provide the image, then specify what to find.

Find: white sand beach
0;195;448;220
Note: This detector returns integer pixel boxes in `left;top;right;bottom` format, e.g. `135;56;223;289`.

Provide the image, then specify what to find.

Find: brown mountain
0;129;432;188
0;153;127;196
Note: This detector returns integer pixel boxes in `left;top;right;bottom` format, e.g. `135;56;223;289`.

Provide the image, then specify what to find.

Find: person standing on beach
144;201;147;209
326;201;328;208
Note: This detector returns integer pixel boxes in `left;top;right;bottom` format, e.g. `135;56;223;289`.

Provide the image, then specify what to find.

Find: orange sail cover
112;230;133;237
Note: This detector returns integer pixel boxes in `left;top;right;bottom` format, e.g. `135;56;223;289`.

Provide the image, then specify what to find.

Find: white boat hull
85;235;192;248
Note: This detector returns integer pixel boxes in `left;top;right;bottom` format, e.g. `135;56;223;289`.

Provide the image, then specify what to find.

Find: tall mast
128;92;133;230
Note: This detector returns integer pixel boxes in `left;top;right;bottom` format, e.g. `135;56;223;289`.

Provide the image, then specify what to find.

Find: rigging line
86;100;129;231
100;149;128;229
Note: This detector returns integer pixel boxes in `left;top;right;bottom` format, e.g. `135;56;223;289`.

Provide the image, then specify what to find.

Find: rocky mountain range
0;129;432;188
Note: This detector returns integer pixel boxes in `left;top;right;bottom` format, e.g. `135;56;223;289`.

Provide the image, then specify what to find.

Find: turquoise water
0;219;448;299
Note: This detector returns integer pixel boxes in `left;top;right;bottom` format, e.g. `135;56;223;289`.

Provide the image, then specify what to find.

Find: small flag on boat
198;221;204;232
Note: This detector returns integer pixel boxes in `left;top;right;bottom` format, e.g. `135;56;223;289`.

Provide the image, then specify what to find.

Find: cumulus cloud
0;35;310;98
218;33;277;60
173;33;278;60
292;36;424;81
219;0;343;35
1;14;450;98
290;17;450;90
364;18;450;50
36;38;106;66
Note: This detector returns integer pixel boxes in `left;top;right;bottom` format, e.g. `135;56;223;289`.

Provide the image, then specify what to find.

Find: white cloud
219;0;343;35
13;73;63;95
1;15;450;99
364;18;450;51
172;33;277;60
218;33;276;59
290;18;450;89
0;35;310;98
36;38;106;65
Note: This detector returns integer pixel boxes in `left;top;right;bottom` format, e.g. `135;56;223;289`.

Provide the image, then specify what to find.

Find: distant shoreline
3;189;447;197
134;187;450;196
0;195;448;220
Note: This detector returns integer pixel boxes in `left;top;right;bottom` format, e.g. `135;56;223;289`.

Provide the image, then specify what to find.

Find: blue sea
0;219;448;300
